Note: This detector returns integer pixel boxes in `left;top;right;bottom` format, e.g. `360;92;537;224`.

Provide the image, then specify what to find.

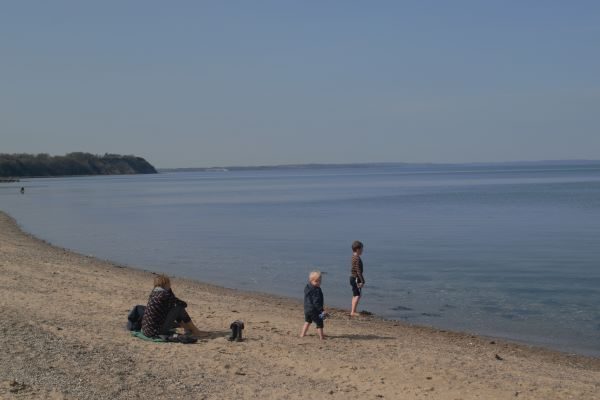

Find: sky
1;1;599;168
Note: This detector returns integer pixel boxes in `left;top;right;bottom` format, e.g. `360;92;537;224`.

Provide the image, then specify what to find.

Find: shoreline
1;210;599;399
4;208;597;359
4;210;596;358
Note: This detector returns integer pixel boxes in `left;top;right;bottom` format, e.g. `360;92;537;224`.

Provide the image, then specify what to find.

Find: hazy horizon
159;158;600;170
4;151;600;171
2;2;599;167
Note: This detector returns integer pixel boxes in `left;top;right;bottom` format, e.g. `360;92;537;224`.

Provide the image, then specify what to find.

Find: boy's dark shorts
350;276;362;297
304;312;324;329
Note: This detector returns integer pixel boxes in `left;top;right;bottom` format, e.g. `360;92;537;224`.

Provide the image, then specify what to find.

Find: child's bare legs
300;323;325;339
300;322;310;337
316;327;325;340
350;295;361;316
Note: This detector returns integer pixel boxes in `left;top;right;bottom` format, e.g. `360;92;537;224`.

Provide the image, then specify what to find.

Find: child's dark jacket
304;283;324;315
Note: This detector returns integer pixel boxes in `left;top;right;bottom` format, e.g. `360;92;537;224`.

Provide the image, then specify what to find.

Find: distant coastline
159;159;600;173
0;152;157;178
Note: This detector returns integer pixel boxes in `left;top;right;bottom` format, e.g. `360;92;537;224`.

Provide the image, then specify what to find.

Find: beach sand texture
0;211;598;399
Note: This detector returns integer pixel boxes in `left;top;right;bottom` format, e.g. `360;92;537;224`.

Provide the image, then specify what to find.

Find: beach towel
130;330;166;342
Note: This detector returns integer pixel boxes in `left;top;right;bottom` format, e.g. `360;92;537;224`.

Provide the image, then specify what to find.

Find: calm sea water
1;164;600;356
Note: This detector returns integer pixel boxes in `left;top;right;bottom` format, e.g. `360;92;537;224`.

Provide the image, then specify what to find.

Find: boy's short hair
352;240;364;251
153;274;170;288
309;271;322;281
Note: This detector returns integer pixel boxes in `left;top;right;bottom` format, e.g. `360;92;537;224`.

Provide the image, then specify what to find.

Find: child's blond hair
309;271;322;282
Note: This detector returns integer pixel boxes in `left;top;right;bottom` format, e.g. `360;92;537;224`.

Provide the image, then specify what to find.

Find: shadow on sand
199;330;231;340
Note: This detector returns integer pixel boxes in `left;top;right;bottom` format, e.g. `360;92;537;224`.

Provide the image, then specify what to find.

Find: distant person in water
300;271;326;340
350;240;365;317
141;274;203;339
20;187;24;194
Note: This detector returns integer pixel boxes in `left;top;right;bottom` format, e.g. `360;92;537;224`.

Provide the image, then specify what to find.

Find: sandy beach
0;211;598;399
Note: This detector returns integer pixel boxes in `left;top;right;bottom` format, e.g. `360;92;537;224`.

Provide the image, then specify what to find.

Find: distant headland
0;153;157;178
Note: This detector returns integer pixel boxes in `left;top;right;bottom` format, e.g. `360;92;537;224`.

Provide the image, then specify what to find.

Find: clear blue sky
1;1;599;167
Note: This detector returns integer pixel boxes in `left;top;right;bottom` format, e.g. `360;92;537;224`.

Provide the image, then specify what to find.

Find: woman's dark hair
352;240;364;251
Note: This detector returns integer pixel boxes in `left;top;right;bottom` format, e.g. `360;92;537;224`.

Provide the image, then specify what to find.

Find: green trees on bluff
0;153;157;177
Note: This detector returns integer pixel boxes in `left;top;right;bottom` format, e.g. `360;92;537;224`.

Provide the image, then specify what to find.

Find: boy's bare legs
350;295;361;317
300;323;324;339
316;328;325;340
300;322;310;337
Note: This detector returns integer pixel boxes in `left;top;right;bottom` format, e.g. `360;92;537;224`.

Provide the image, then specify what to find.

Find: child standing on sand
300;271;326;340
350;240;365;317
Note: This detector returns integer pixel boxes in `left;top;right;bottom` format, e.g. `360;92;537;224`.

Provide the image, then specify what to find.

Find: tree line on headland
0;153;157;177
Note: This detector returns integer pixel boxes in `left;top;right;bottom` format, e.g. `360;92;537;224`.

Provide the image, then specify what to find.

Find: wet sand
0;211;598;399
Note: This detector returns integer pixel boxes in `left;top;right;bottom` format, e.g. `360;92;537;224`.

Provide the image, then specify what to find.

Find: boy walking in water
300;271;326;340
350;240;365;317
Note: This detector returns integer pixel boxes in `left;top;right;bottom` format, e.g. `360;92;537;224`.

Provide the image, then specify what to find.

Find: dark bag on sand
228;320;245;342
127;305;146;331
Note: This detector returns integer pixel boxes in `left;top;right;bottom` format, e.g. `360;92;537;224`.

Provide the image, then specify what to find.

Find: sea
1;163;599;356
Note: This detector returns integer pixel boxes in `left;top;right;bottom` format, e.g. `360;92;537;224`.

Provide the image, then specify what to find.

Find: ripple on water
390;305;413;311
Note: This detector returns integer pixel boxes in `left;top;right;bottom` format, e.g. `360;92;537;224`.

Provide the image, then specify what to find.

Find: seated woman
141;274;203;339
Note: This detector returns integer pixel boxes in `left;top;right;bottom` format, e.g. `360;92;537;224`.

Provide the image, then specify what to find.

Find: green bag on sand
130;331;166;342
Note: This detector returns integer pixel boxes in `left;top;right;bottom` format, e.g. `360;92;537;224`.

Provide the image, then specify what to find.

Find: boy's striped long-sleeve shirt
351;254;365;284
